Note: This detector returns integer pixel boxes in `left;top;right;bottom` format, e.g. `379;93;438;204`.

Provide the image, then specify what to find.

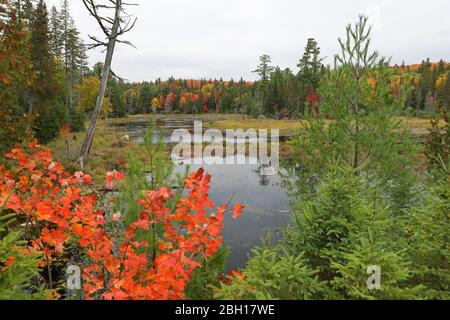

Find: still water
113;116;291;270
173;157;290;270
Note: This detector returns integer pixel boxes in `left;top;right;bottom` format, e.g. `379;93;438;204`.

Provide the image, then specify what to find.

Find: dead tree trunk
79;18;118;168
78;0;136;168
26;101;33;131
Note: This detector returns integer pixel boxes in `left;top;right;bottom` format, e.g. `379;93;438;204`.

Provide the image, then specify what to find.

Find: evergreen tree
290;15;418;207
417;58;436;110
425;109;450;174
13;0;26;22
253;54;274;83
266;66;287;115
30;0;62;143
285;163;420;299
109;77;126;117
65;18;85;110
438;76;450;111
0;212;48;299
253;54;275;116
297;38;323;115
89;61;104;79
138;83;153;114
21;0;34;24
59;0;70;111
0;0;34;153
406;177;450;299
214;246;325;300
49;5;62;58
298;38;323;90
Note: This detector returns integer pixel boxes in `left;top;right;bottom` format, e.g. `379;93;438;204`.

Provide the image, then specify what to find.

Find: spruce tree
253;54;275;116
297;38;323;90
284;163;420;299
30;0;62;143
21;0;34;24
49;5;63;58
0;212;48;299
65;18;85;110
109;77;126;117
406;177;450;299
59;0;70;111
438;76;450;111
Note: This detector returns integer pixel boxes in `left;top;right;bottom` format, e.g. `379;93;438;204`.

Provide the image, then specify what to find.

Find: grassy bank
208;116;446;137
49;116;151;185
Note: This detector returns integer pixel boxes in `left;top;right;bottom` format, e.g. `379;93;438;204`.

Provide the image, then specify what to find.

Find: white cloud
45;0;450;81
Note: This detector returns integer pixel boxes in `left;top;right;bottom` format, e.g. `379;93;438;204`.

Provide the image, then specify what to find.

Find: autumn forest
0;0;449;303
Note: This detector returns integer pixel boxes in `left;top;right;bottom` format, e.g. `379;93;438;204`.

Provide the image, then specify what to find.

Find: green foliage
425;109;450;175
225;16;449;301
116;124;178;226
0;0;34;154
253;55;275;116
253;54;275;83
137;83;156;114
290;15;418;208
243;93;258;118
67;106;85;132
286;164;373;273
0;207;47;299
126;136;450;302
34;103;64;143
214;246;325;300
28;0;66;143
114;123;190;266
186;246;230;300
249;45;324;118
405;178;450;299
298;38;324;91
284;162;428;299
0;0;88;146
109;77;126;118
438;75;450;112
330;237;422;300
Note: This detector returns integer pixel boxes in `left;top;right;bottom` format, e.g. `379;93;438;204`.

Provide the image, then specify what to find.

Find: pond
112;116;291;270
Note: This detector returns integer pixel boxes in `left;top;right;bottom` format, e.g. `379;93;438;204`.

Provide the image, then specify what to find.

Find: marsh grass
49;118;160;185
208;117;446;137
47;114;443;185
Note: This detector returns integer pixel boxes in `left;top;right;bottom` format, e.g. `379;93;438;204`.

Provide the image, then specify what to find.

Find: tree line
2;0;450;152
119;39;450;120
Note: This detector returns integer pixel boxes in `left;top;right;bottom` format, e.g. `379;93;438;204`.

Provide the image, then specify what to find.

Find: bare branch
78;0;137;166
81;0;137;50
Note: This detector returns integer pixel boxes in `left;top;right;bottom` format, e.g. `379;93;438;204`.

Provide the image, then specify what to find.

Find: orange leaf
232;203;245;219
2;256;16;272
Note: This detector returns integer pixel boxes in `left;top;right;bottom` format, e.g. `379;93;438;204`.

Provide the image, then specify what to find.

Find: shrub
0;140;244;299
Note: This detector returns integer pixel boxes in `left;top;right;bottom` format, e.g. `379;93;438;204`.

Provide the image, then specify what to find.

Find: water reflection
173;156;290;270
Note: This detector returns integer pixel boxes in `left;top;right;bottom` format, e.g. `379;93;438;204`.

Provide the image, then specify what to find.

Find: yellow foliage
201;83;215;96
436;74;447;91
75;76;112;117
151;97;161;109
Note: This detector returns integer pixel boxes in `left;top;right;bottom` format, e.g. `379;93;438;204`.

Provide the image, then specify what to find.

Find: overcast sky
45;0;450;82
